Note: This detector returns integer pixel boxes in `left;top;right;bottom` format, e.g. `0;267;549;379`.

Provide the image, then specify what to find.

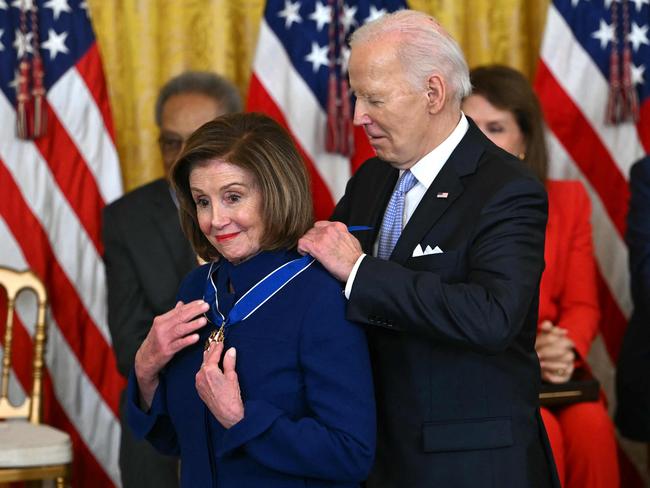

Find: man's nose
352;101;371;126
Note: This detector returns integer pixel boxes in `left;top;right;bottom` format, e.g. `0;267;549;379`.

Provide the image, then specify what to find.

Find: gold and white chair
0;266;72;487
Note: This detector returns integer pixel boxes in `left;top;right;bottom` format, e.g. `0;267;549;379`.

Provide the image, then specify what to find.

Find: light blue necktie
377;170;418;260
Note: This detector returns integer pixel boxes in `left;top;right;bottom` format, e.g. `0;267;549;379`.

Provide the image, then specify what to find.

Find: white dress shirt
344;113;469;299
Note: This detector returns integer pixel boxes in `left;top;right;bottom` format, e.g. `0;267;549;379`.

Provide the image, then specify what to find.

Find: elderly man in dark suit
102;71;241;488
299;10;559;488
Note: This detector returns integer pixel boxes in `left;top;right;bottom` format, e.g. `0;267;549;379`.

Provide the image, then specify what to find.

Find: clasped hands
535;320;575;384
134;299;243;428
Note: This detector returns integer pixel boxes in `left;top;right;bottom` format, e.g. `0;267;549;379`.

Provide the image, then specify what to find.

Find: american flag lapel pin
436;192;449;199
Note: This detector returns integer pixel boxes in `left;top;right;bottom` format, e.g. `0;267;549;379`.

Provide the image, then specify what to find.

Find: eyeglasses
158;133;188;158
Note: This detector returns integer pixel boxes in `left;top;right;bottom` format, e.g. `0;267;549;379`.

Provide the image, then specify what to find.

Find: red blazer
538;180;600;364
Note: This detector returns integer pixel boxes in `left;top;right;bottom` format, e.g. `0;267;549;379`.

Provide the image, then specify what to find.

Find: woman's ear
426;74;446;114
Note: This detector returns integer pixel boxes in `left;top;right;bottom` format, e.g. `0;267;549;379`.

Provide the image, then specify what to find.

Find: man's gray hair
155;71;243;126
350;10;471;105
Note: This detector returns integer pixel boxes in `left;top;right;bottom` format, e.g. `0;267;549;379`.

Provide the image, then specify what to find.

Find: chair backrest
0;266;48;424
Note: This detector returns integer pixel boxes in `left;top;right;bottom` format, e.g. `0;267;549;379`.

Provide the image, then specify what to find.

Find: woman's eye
487;124;504;134
226;193;241;203
195;198;209;208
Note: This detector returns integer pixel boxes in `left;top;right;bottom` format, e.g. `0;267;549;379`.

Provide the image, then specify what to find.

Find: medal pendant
204;324;225;351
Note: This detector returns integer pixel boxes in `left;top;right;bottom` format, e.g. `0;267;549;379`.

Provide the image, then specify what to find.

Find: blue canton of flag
0;0;94;107
265;0;405;110
555;0;649;122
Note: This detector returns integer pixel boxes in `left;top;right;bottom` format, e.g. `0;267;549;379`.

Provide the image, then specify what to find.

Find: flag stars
41;28;69;60
305;42;329;73
13;28;33;58
309;1;331;32
278;0;302;29
365;5;386;22
631;64;646;86
0;30;4;51
11;0;34;11
604;0;619;8
591;19;615;49
342;4;358;32
0;0;7;9
44;0;72;21
339;45;351;73
627;22;649;51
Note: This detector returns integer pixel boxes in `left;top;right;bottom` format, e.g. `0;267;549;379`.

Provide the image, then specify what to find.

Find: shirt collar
409;113;469;189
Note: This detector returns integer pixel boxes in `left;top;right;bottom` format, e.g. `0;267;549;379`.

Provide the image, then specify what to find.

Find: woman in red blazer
463;65;619;488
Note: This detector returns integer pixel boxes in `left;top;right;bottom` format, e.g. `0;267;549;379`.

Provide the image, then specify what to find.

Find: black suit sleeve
102;205;160;378
346;176;547;354
627;158;650;306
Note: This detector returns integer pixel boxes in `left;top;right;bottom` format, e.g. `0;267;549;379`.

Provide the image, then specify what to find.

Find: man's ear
426;74;446;114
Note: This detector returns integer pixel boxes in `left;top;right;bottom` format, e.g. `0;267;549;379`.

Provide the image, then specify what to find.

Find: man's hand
298;221;363;282
196;342;244;429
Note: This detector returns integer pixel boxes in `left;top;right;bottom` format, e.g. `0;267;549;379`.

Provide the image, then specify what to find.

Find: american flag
535;0;649;482
247;0;405;220
0;0;123;486
535;0;649;365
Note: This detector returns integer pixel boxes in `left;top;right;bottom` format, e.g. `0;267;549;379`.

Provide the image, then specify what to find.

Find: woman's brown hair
469;65;549;183
171;112;314;262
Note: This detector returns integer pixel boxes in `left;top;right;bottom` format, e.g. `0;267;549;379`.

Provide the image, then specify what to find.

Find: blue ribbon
203;225;371;335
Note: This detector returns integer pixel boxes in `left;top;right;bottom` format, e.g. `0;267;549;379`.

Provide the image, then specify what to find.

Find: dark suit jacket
102;178;197;378
616;156;650;441
332;120;560;488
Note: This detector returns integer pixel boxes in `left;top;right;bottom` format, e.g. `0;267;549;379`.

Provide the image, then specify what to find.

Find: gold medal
204;324;225;351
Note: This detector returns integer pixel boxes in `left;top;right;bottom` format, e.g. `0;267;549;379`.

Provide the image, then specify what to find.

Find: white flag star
339;45;351;73
309;1;330;32
0;30;4;51
11;0;34;11
631;0;650;10
278;0;302;29
305;42;329;73
627;22;649;51
0;0;7;9
13;28;33;58
342;4;358;32
604;0;619;8
44;0;72;20
42;28;69;60
591;19;615;49
631;64;646;85
80;1;90;17
9;69;20;91
365;5;386;23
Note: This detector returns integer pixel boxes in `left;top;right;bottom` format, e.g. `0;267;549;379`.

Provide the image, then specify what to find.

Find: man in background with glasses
102;71;241;488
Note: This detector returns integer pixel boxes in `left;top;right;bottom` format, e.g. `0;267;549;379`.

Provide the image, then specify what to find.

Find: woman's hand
134;300;209;409
536;320;576;384
196;341;244;429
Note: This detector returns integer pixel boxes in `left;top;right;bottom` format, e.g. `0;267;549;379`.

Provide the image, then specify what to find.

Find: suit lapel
391;121;487;264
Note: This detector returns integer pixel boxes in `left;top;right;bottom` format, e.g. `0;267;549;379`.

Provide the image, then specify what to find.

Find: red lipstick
215;232;239;242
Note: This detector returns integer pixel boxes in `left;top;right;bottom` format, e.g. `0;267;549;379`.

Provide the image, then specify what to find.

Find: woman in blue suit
127;113;376;487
